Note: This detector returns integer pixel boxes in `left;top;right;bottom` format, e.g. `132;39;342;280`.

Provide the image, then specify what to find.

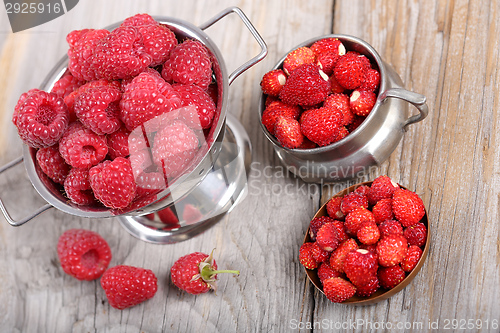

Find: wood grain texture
0;0;499;332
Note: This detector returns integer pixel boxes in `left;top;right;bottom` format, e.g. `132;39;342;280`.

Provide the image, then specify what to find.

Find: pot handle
199;6;268;85
0;156;53;226
380;88;429;130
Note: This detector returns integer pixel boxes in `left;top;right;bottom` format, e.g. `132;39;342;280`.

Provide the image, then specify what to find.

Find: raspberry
378;265;406;289
261;100;301;135
378;219;404;238
316;222;340;252
343;249;378;287
173;84;216;129
392;188;426;227
333;52;369;90
64;168;96;206
152;120;199;181
36;145;70;184
57;229;111;281
355;277;379;297
309;216;334;241
101;265;158;309
326;197;345;220
182;204;203;224
260;69;287;96
50;72;84;98
350;89;376;117
317;262;342;282
67;29;110;81
59;122;108;168
157;206;179;225
403;222;427;247
322;277;356;303
401;245;423;272
89;157;137;209
121;13;158;26
359;68;381;92
107;126;131;159
274;116;304;149
376;234;408;267
357;221;380;245
162;39;212;90
310;38;345;57
283;46;316;75
324;93;353;126
120;71;182;131
372;198;394;224
13;89;69;148
329;238;358;273
74;83;122;135
299;242;319;270
171;251;239;295
279;63;330;106
300;106;342;146
341;192;369;215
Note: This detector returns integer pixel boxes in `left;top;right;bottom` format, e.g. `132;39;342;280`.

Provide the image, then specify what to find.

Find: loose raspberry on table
13;89;69;148
89;157;137;209
101;265;158;310
58;122;108;168
173;84;216;129
279;63;330;106
36;145;70;184
57;229;111;281
64;168;96;206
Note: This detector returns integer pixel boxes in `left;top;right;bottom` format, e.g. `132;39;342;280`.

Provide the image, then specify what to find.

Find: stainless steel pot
0;7;267;232
258;34;428;183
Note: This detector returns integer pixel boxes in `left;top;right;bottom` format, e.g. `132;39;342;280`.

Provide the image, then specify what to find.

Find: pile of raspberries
12;13;219;211
260;37;380;149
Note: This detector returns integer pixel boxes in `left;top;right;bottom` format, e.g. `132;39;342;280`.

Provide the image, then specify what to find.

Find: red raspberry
372;198;394;224
403;222;428;247
74;83;122;135
64;168;96;206
340;192;368;215
274;116;304;149
345;207;375;235
171;251;239;295
350;89;376;117
317;262;342;282
359;68;381;92
323;93;353;126
13;89;69;148
279;63;330;106
333;52;370;89
376;234;408;267
311;242;330;263
57;229;111;281
367;175;399;205
65;79;118;122
343;249;378;287
326;196;345;220
162;39;212;90
322;277;356;303
355;277;379;297
157;206;179;225
36;145;70;184
401;245;423;272
309;216;334;241
101;265;158;309
378;219;404;238
107;126;131;159
50;72;84;98
59;122;108;168
173;84;216;129
120;70;182;131
261;100;301;135
357;221;380;245
260;69;287;96
300;106;343;146
299;242;319;270
310;38;345;57
378;265;406;289
89;157;137;209
316;222;340;252
329;238;358;273
67;29;110;81
283;46;316;75
392;188;426;227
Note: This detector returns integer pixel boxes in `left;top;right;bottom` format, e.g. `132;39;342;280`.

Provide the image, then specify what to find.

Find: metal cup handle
0;156;53;226
199;6;268;85
380;88;429;130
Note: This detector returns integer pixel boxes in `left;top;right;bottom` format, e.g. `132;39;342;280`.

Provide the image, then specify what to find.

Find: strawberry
401;245;423;272
357;221;380;245
378;219;404;238
367;175;399;205
340;192;368;215
350;89;376;117
311;242;331;263
343;249;378;287
316;52;340;76
299;242;319;270
261;100;301;135
331;220;348;243
378;265;406;289
101;265;158;309
333;52;370;89
260;69;287;96
282;46;316;75
326;197;345;220
329;74;345;94
372;198;394;224
322;277;356;303
274;116;304;149
344;207;375;235
329;238;358;273
297;137;318;149
392;188;426;227
170;250;239;295
316;222;340;252
279;63;330;106
309;216;334;241
359;68;381;92
310;38;346;57
403;222;427;247
355;277;379;297
354;185;371;196
323;93;353;126
300;106;342;146
376;234;408;267
347;115;365;132
317;262;343;282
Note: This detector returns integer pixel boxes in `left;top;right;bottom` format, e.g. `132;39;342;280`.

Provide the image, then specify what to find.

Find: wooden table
1;0;499;331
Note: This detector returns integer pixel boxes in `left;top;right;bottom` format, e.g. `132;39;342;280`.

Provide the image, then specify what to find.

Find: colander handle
199;6;268;85
380;88;429;130
0;156;53;226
